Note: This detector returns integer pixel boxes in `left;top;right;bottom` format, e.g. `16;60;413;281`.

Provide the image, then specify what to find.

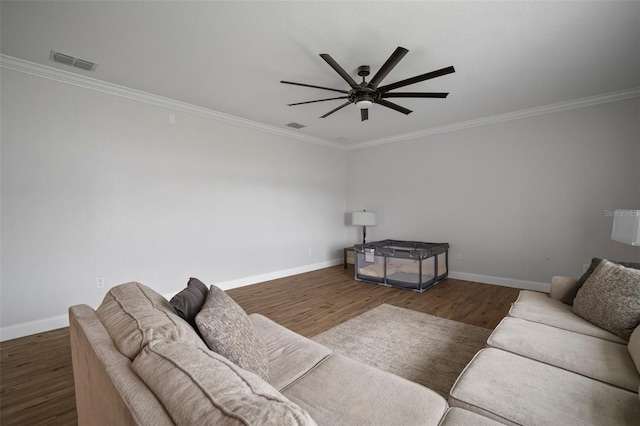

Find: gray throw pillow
196;285;270;382
561;258;640;305
170;277;209;328
573;259;640;340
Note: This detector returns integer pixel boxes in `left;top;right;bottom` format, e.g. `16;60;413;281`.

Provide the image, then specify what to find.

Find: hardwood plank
227;266;520;336
1;327;77;426
0;265;520;425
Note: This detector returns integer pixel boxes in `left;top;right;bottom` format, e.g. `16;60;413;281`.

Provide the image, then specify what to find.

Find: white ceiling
2;1;639;147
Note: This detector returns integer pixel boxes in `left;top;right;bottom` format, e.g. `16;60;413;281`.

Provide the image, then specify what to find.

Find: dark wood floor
0;265;520;425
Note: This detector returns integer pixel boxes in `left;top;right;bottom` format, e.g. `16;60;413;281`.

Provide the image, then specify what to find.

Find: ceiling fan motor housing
350;87;377;104
352;65;377;104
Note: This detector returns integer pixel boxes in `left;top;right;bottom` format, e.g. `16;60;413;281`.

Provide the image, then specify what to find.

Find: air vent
286;122;306;129
73;58;96;71
50;50;97;72
52;51;74;66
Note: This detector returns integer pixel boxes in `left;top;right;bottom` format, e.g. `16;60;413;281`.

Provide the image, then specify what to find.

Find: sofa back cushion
132;340;316;425
573;260;640;341
96;282;206;359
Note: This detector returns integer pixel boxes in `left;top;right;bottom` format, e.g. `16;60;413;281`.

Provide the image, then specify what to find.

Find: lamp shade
611;209;640;246
351;211;376;226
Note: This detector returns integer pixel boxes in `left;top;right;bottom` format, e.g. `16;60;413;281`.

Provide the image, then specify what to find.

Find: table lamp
351;210;376;244
611;209;640;246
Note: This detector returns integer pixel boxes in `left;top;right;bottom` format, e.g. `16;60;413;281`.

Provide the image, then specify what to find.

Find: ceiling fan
281;46;455;122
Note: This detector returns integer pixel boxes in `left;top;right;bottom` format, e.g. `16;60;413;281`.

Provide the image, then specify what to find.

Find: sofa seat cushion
249;314;332;391
96;282;207;359
132;340;316;426
282;353;448;426
438;407;504;426
449;348;640;426
509;290;626;343
488;317;640;391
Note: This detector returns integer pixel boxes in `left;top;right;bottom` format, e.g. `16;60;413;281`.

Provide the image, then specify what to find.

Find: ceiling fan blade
319;54;359;89
381;92;449;99
288;96;349;106
367;46;409;89
361;108;369;121
281;80;349;94
376;99;412;115
320;100;353;118
378;66;455;93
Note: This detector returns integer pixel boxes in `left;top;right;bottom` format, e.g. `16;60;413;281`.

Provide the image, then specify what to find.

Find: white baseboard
448;271;550;293
0;259;343;342
1;262;546;341
0;314;70;342
215;258;343;291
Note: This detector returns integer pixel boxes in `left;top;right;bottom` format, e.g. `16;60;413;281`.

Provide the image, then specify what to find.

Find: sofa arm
550;276;579;300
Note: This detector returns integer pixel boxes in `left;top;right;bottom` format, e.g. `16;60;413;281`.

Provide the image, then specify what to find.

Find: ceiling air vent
286;122;305;129
50;50;97;72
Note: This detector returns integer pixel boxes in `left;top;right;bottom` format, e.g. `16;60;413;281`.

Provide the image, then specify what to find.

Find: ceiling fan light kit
281;46;454;122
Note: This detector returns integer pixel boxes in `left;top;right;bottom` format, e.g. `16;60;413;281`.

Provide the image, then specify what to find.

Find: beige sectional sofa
449;275;640;425
70;269;639;425
70;281;476;426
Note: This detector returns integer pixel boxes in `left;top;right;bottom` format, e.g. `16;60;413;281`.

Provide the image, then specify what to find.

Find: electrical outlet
97;277;104;288
308;247;313;255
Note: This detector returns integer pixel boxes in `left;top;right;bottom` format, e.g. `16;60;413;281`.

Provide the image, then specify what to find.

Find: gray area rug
311;303;491;397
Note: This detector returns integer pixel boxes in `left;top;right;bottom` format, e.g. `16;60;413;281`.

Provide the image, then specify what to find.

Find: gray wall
1;68;347;338
2;63;639;340
347;97;640;288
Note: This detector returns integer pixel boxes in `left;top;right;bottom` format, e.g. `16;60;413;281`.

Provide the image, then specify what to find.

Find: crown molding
345;87;640;150
3;54;637;152
0;54;345;150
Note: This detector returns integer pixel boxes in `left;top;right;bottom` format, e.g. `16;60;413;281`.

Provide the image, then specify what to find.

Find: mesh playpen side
354;240;449;292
